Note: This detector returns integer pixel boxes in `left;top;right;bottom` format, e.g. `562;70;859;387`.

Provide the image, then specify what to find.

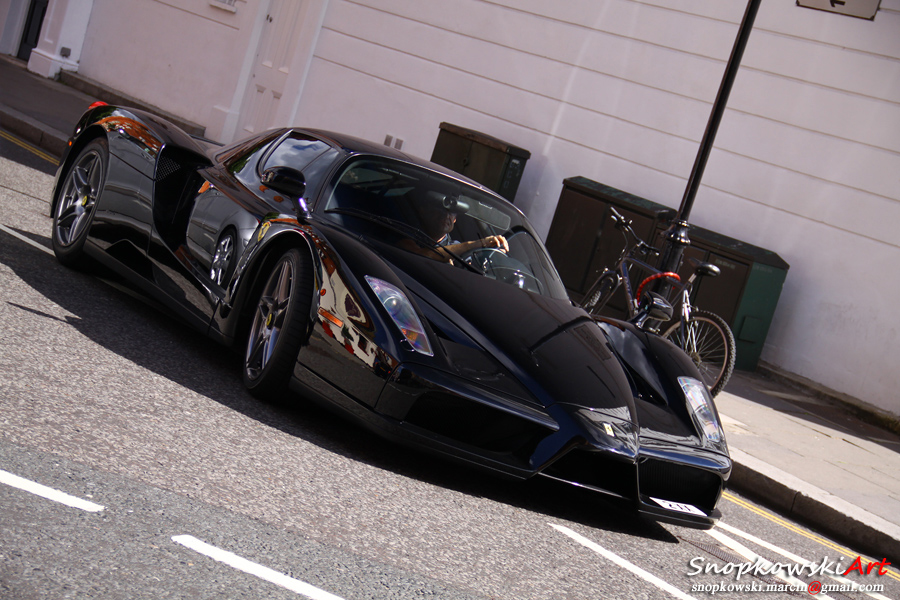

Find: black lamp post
657;0;763;275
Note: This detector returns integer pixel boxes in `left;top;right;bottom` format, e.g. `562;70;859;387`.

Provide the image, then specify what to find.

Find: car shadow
2;225;679;543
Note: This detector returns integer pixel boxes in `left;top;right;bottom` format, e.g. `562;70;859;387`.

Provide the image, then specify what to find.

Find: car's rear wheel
52;138;108;267
243;248;312;399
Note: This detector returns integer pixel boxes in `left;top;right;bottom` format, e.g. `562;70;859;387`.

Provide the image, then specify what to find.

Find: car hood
370;242;637;417
315;223;719;452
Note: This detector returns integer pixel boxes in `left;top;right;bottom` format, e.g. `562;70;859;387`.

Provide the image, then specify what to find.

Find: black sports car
51;104;730;529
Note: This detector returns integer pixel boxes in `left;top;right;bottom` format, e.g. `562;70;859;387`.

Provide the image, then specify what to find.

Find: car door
145;131;334;331
181;131;334;282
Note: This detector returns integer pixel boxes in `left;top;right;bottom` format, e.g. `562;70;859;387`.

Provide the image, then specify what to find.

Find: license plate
650;497;706;516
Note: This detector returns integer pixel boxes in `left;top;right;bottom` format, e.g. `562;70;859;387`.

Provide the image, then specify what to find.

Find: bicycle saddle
689;258;721;278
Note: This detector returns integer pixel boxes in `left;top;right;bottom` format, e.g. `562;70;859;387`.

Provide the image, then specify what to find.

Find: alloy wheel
245;257;294;381
55;150;103;247
210;233;234;285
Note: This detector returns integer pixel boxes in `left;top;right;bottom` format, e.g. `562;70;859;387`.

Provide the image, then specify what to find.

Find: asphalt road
1;130;898;600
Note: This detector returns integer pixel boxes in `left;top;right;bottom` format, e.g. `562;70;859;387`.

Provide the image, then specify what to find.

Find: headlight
365;276;433;356
678;376;726;448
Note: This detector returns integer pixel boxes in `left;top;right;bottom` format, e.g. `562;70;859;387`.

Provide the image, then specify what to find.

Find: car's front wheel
243;248;313;399
52;138;108;267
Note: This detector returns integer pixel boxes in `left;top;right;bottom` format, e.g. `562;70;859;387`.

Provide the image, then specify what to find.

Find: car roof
300;128;409;159
298;128;492;191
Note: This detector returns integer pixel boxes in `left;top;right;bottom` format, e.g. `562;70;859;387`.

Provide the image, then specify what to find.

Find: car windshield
322;157;568;299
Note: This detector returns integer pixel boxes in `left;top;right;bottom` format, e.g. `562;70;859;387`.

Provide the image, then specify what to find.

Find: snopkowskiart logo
686;555;891;595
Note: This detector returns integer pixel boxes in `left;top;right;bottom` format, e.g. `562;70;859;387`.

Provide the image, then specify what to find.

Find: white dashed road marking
0;223;53;256
551;523;698;600
715;522;894;600
172;535;346;600
705;527;837;599
0;468;105;512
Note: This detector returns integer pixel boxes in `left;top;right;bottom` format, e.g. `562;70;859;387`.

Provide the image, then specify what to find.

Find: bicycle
581;207;736;397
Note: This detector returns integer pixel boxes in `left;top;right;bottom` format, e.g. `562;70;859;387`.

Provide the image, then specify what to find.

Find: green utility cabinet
682;226;789;371
431;122;531;202
545;176;789;371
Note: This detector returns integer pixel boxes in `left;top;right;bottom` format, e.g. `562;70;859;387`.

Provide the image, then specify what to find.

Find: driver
405;195;508;262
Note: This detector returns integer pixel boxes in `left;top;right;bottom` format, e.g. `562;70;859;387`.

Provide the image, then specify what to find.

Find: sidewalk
716;370;900;563
2;53;899;563
0;55;96;157
0;54;204;157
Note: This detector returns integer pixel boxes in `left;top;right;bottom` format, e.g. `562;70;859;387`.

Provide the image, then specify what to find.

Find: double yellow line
723;491;900;582
0;130;60;165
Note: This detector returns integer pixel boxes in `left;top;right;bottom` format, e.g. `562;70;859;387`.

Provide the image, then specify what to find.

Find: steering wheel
461;247;543;293
461;247;506;272
462;245;504;259
491;267;543;293
505;228;529;243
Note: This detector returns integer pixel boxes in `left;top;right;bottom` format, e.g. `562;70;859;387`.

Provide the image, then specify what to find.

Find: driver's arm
444;235;508;255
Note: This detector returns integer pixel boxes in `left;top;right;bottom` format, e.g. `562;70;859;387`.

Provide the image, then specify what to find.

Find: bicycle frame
581;208;736;396
671;276;696;337
584;246;692;328
620;255;673;319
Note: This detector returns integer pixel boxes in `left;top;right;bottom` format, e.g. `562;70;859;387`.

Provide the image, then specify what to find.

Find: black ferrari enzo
50;104;730;529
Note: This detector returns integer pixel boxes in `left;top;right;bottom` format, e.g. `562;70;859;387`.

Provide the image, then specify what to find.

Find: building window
209;0;237;13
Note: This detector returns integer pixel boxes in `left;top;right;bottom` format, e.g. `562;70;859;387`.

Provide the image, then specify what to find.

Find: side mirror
261;166;308;215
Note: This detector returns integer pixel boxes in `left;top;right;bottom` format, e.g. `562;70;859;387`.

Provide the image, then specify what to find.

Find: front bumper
376;362;730;529
540;437;731;530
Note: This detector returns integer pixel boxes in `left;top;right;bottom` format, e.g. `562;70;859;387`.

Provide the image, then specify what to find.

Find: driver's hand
482;235;509;253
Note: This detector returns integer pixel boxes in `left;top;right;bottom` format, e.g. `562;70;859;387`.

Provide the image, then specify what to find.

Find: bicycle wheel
581;270;619;315
663;309;736;397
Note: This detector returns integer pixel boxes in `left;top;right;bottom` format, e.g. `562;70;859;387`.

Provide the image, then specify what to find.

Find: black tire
210;229;236;286
243;248;313;399
662;309;736;397
51;138;108;267
581;270;618;315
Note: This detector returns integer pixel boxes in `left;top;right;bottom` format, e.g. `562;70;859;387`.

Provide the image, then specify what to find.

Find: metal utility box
545;177;674;302
545;176;789;371
431;122;530;202
673;226;790;371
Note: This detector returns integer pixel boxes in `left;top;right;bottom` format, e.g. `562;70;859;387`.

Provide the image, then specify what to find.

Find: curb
0;102;68;159
728;448;900;565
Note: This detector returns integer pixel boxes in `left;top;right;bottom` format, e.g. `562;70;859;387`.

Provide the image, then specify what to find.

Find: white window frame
209;0;237;13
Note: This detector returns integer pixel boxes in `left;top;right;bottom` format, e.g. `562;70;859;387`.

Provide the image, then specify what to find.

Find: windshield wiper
324;207;483;275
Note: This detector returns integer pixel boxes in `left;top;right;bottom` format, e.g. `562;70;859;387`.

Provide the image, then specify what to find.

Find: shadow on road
1;225;677;543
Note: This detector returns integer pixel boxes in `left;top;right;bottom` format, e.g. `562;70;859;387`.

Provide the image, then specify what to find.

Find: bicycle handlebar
609;207;660;256
636;240;658;256
609;207;628;229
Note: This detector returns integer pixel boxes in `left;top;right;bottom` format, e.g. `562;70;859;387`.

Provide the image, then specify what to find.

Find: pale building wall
0;0;29;56
76;0;262;139
13;0;898;415
292;0;900;416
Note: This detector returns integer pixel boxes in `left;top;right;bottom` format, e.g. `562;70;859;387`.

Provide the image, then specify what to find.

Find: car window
262;133;331;174
222;131;338;208
322;157;569;300
227;136;276;188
